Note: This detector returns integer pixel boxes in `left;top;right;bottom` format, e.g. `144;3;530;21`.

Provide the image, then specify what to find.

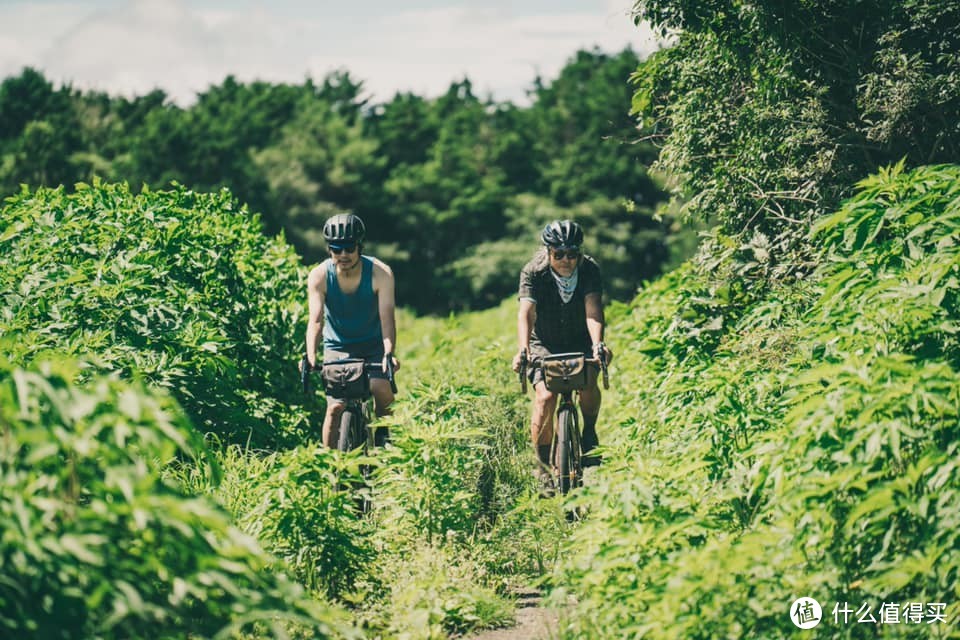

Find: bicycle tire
555;407;580;495
337;408;363;452
337;407;373;513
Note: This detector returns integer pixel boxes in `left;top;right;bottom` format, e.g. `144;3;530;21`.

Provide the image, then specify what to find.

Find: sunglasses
550;248;580;260
329;244;358;255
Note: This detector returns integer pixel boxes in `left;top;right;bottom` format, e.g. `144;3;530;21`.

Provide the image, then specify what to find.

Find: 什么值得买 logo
790;597;822;629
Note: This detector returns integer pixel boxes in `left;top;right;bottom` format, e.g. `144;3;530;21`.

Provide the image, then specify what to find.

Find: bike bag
322;359;369;399
541;353;587;393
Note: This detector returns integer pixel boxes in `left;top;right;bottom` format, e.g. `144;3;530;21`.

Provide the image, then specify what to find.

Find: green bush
559;164;960;638
240;446;377;602
0;181;316;448
0;358;348;639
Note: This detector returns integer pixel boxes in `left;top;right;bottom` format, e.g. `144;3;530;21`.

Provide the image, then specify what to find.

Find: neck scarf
552;267;579;303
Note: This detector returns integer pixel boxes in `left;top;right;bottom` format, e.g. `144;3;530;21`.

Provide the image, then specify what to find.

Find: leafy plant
0;357;350;639
557;164;960;638
0;181;315;448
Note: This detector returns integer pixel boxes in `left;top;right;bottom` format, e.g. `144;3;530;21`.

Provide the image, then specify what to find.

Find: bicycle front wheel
555;407;581;495
337;408;364;452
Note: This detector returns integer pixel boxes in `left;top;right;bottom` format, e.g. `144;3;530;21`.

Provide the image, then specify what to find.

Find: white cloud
0;0;661;105
0;3;95;77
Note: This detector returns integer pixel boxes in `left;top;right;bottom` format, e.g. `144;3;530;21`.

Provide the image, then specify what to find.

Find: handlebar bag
542;353;587;393
322;359;369;399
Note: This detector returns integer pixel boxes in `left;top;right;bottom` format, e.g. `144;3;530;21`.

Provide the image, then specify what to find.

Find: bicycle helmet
541;219;583;248
323;213;366;245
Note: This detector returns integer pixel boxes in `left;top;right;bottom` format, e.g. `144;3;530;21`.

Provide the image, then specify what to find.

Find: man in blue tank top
305;213;400;448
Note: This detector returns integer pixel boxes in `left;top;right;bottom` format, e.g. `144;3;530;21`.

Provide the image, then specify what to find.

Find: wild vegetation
0;182;311;449
2;0;959;637
0;358;351;639
560;163;960;638
1;180;568;638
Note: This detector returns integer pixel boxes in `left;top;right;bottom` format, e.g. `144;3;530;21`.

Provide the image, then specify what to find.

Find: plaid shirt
518;249;603;357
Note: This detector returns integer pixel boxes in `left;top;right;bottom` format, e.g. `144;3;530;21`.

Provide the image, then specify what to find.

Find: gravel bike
519;345;609;495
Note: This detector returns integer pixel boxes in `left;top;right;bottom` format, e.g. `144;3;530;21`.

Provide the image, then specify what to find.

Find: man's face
548;246;580;277
329;243;360;268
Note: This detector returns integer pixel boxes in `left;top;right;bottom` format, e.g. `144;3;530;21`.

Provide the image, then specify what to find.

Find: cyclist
512;220;613;490
305;213;400;448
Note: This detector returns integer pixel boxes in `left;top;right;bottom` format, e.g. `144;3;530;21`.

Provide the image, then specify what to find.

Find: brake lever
385;352;398;394
597;342;610;390
519;349;528;394
300;354;311;394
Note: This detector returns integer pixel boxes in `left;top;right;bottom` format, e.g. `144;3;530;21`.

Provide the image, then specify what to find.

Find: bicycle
300;354;397;509
519;345;609;495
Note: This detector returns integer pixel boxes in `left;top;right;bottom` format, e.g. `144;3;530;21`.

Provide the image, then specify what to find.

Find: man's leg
579;368;602;466
532;381;558;480
369;377;395;446
322;399;346;448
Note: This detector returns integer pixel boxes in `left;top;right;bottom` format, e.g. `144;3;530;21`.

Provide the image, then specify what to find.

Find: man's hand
512;350;525;373
299;355;315;373
383;353;401;372
593;342;613;365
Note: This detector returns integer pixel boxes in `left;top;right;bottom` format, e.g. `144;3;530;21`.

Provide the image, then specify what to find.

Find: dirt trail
465;589;561;640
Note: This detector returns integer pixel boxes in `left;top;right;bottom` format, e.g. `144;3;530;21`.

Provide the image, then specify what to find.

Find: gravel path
465;589;561;640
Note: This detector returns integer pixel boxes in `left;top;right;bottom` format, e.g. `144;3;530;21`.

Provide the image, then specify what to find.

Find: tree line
0;48;674;314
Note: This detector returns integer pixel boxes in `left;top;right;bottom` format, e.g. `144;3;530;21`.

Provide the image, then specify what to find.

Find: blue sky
0;0;659;105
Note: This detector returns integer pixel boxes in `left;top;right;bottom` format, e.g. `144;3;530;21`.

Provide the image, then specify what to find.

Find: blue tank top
323;256;383;353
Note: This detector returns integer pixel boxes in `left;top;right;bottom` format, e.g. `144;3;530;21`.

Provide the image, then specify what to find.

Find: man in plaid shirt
512;220;613;492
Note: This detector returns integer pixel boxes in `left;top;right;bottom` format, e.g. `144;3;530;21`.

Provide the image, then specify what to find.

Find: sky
0;0;660;106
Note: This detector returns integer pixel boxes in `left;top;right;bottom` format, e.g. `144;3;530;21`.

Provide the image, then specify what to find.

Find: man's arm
518;299;536;352
305;265;326;368
584;292;604;344
513;299;536;372
373;260;399;369
514;263;538;372
584;292;611;363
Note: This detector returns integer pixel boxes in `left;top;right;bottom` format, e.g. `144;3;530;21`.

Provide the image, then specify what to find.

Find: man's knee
533;384;557;412
580;373;601;402
370;379;394;413
326;400;346;417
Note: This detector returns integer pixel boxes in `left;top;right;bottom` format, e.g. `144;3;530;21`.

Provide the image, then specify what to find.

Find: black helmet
541;219;583;248
323;213;366;245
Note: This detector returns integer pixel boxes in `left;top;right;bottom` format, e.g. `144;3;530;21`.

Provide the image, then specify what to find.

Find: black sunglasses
550;248;580;260
329;244;357;255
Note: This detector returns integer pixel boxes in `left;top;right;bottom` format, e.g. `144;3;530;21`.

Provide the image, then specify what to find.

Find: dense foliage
0;358;349;639
174;304;575;639
0;49;673;313
630;0;960;266
0;182;313;448
0;176;573;637
4;4;957;636
559;164;960;638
